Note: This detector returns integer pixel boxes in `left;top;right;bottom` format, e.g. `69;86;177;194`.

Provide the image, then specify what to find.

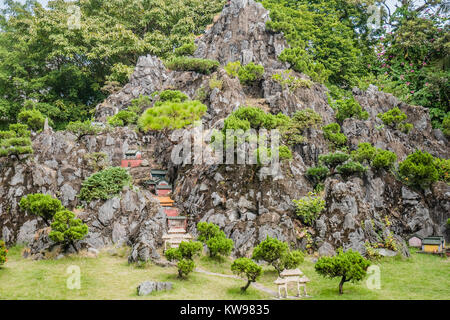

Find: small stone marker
137;281;173;296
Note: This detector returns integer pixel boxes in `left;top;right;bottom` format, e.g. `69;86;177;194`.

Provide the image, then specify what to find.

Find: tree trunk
241;280;252;292
339;276;347;295
70;241;79;254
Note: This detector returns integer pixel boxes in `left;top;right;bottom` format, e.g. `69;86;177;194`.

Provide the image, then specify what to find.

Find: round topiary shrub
399;150;439;189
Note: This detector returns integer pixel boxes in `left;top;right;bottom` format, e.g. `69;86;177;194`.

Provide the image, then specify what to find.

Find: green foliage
49;210;89;250
209;74;223;90
18;109;46;131
372;150;398;170
293;192;326;225
164;241;203;278
138;100;207;134
281;109;322;146
282;250;305;270
306;166;330;186
0;240;7;266
322;123;347;147
79;167;131;203
0;124;33;158
319;152;350;168
351;143;377;163
108;110;138;127
377;107;413;133
197;222;234;258
434;158;450;184
237;62;265;85
333;98;369;123
0;0;225;127
197;222;222;243
174;43;197;57
19;194;63;225
252;236;289;275
66;120;102;141
278;145;293;160
271;70;312;92
165;57;220;75
231;257;263;292
399;150;439;189
224;61;241;78
315;248;371;294
443;116;450;138
336;161;367;177
157;90;189;105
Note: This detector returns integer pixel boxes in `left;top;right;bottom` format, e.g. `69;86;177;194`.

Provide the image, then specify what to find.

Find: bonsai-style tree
197;222;234;258
49;210;89;253
281;250;305;270
19;194;63;226
231;258;263;292
0;240;7;266
138;100;207;144
315;249;371;295
18;109;46;131
0;124;33;159
399;150;439;190
251;236;289;275
164;241;203;279
66;120;103;142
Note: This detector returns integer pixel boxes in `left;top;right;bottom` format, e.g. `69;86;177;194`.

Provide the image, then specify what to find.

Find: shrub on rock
336;161;367;177
18;109;46;131
315;249;371;294
0;240;7;266
238;62;265;85
293;192;326;225
19;193;63;226
322;123;347;147
399;150;439;189
165;57;219;75
319;151;350;168
0;124;33;158
49;209;88;253
231;257;263;292
66;120;103;141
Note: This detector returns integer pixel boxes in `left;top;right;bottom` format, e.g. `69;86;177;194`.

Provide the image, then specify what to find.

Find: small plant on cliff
443;116;450;138
79;167;131;203
434;157;450;184
231;258;263;292
333;97;369;123
0;124;33;159
174;42;197;57
165;241;203;279
84;152;110;172
197;222;234;258
19;194;63;226
322;123;347;148
238;62;265;86
165;57;219;75
377;107;413;134
336;161;367;177
107;110;138;127
66;120;103;141
315;249;371;295
398;150;439;190
293;192;326;225
0;240;7;266
272;70;312;92
306;166;330;186
224;61;241;78
319;152;350;168
18;108;47;132
49;209;88;253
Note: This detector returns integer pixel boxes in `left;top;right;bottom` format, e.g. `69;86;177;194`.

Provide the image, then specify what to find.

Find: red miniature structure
121;150;142;168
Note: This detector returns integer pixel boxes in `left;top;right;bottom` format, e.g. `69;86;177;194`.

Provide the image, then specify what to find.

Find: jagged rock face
194;0;288;70
1;0;449;259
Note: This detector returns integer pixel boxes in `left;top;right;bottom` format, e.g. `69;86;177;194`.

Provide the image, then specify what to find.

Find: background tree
49;209;89;253
315;249;371;294
231;257;263;292
19;193;63;226
66;120;103;142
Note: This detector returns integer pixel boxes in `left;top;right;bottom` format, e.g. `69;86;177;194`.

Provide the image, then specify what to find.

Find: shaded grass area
1;247;448;300
0;246;267;300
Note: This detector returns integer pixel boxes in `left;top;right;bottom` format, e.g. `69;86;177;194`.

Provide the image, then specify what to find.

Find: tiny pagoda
421;236;446;254
121;150;143;168
274;269;310;299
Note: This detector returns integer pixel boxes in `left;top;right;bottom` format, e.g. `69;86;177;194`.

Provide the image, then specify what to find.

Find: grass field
0;246;448;300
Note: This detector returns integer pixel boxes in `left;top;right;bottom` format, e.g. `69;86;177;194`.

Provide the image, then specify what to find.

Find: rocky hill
0;0;448;261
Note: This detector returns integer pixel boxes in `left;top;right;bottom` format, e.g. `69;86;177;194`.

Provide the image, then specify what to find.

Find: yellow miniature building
421;236;445;253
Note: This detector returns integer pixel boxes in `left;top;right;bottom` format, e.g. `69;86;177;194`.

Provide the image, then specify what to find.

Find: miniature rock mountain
0;0;448;260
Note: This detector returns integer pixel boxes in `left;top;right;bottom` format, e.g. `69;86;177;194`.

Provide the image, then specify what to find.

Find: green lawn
0;247;448;300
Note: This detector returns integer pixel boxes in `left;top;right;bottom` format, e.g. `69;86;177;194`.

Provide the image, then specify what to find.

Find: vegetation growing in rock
0;240;7;266
231;258;263;292
224;61;241;78
377;107;413;134
174;42;197;57
165;241;203;279
443;116;450;138
351;143;397;170
79;167;131;203
165;57;220;75
272;70;312;92
319;152;351;168
332;97;369;123
322;123;347;148
19;194;63;226
306;166;330;187
49;209;89;253
237;62;265;86
293;193;326;225
398;150;439;190
66;120;103;142
209;74;223;91
315;249;371;295
434;158;450;184
0;124;33;158
18;108;47;132
84;152;110;172
336;161;368;177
